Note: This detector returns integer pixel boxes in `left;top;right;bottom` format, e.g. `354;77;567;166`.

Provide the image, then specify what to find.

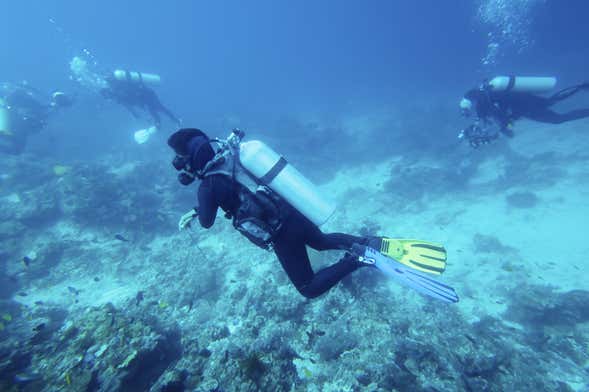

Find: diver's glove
178;208;199;231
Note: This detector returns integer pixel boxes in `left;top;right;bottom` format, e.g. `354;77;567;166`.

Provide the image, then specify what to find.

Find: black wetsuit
0;85;52;154
102;79;180;128
197;174;365;298
469;83;589;131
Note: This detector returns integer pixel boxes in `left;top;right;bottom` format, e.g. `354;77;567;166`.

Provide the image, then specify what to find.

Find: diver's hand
178;208;198;231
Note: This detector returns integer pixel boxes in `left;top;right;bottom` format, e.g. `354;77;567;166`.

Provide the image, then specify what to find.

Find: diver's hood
168;128;210;156
187;135;215;173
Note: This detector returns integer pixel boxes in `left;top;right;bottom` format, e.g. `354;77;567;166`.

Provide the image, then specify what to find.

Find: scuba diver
69;57;180;143
100;70;181;130
168;128;458;302
0;82;73;154
459;76;589;148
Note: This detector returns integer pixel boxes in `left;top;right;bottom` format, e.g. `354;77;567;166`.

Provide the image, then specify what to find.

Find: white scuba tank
489;76;556;93
0;105;11;134
113;70;161;85
239;140;336;226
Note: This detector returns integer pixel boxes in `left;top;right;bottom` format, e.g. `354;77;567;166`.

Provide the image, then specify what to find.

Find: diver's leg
293;211;364;251
527;108;589;124
273;216;361;298
548;84;589;104
274;241;360;299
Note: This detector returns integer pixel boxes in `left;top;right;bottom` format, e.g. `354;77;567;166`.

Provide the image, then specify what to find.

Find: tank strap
506;76;516;92
259;157;287;185
124;70;144;85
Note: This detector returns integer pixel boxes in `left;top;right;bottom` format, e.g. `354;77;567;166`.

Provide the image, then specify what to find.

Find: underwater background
1;0;589;390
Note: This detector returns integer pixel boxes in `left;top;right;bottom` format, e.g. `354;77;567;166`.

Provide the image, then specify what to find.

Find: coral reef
1;125;588;391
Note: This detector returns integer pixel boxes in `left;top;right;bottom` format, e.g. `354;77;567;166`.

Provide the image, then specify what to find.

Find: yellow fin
380;238;447;275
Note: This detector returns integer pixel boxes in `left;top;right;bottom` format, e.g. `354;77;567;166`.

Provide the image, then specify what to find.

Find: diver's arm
492;109;513;136
197;177;219;229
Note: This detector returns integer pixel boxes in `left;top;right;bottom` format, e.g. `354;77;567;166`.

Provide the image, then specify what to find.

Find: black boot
362;236;383;251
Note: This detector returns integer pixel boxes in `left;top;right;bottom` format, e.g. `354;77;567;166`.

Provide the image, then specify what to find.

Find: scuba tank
238;138;336;227
113;70;161;86
488;76;556;93
204;130;337;227
199;129;336;249
0;103;11;135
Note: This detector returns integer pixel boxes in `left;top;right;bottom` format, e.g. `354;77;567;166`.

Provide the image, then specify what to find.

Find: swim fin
352;244;459;303
372;238;447;275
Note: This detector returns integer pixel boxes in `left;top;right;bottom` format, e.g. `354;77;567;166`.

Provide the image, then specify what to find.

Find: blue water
1;1;589;391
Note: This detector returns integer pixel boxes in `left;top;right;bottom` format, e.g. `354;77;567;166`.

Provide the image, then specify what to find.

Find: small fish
465;334;477;345
114;234;130;242
34;301;44;306
17;292;28;297
22;256;32;267
33;323;46;332
135;291;144;306
93;277;100;282
14;372;41;385
67;286;80;296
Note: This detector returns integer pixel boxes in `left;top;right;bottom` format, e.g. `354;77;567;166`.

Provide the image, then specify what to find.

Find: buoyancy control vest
202;135;286;249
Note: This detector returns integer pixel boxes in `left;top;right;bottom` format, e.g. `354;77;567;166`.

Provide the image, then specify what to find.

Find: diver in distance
459;76;589;148
100;70;181;131
69;57;181;143
168;128;459;303
0;82;74;154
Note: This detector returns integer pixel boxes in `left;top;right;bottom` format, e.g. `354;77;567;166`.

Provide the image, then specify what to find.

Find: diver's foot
362;236;383;250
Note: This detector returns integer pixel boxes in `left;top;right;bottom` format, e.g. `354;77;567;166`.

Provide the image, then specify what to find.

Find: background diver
459;76;589;147
0;82;73;154
100;72;181;130
167;128;458;302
